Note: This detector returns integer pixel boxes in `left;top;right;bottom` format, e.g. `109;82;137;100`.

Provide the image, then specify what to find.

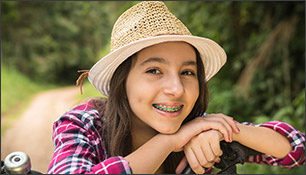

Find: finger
200;142;217;168
175;156;188;174
210;136;223;157
191;141;210;168
185;147;205;174
215;117;233;142
203;116;233;142
210;113;240;134
209;121;231;142
217;113;240;134
179;117;230;145
214;157;221;163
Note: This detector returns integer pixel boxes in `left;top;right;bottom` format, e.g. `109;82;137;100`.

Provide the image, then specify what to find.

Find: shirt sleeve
241;121;305;168
47;105;132;174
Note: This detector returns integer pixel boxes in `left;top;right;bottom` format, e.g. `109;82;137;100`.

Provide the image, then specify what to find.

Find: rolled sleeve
89;157;132;174
242;121;305;168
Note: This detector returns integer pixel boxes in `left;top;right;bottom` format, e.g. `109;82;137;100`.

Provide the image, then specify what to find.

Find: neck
131;117;158;151
130;116;166;174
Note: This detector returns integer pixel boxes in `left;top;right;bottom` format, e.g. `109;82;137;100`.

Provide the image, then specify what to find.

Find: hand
169;113;239;153
202;113;240;142
176;130;223;174
175;113;240;174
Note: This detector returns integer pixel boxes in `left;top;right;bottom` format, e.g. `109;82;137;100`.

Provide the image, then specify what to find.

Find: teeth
153;104;182;113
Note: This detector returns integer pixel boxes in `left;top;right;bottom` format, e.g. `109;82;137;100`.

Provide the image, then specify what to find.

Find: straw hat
87;1;227;96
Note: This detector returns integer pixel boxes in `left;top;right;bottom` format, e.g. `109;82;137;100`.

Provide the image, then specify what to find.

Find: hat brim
88;35;227;96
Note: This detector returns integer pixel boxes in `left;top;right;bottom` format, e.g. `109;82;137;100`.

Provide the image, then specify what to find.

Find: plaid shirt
47;100;305;174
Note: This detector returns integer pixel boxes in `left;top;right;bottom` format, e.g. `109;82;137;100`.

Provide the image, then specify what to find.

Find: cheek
126;79;145;102
185;80;200;103
126;75;153;111
125;72;138;100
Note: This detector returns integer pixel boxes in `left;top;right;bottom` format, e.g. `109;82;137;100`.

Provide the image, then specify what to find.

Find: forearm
124;134;173;174
233;123;292;158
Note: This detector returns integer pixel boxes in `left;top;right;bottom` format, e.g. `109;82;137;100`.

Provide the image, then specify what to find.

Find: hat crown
110;1;192;52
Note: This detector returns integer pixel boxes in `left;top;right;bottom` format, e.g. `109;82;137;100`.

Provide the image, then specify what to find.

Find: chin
156;125;180;134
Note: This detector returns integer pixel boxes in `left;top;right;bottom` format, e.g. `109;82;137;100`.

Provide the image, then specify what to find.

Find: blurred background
1;1;305;174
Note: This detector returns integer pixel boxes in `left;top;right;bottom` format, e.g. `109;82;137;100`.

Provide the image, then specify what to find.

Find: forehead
134;41;197;63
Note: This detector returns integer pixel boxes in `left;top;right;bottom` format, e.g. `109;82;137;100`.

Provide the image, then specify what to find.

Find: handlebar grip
182;165;195;174
181;141;263;174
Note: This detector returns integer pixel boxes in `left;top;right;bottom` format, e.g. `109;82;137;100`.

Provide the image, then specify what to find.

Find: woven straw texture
110;1;191;52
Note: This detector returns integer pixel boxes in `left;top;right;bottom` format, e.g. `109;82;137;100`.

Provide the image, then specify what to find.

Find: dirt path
1;86;81;173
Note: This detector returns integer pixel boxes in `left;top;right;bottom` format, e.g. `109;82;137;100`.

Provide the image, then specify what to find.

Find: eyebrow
140;57;167;66
140;57;197;67
182;60;197;67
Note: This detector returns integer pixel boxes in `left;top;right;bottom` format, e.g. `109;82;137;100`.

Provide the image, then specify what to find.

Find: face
126;41;200;134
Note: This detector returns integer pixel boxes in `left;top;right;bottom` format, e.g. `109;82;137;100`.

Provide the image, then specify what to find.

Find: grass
237;162;305;174
1;65;58;136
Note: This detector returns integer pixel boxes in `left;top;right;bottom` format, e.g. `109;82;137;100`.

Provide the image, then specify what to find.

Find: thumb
175;156;188;174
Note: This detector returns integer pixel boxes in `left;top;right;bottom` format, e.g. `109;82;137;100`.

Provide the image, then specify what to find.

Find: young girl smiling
47;1;305;174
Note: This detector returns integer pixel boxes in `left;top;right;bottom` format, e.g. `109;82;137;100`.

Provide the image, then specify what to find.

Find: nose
163;74;184;97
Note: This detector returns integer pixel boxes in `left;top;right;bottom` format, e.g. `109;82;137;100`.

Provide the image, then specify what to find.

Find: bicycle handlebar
182;141;263;174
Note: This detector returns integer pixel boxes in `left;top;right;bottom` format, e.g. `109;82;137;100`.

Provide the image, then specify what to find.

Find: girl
47;1;305;174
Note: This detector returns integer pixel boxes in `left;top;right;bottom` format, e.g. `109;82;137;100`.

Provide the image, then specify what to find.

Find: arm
125;116;237;174
233;121;305;168
233;122;292;158
124;134;173;174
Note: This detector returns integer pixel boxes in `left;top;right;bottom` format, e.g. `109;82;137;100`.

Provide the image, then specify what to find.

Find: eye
181;70;196;76
146;68;161;74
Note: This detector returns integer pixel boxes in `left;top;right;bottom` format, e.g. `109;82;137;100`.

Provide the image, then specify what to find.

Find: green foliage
252;90;305;132
1;64;56;114
1;1;305;174
237;163;305;174
2;1;114;84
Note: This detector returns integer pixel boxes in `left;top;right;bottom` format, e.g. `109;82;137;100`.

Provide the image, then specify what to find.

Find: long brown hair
93;45;208;173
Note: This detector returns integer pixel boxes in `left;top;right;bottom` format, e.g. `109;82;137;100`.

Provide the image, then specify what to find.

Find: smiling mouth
153;104;183;113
